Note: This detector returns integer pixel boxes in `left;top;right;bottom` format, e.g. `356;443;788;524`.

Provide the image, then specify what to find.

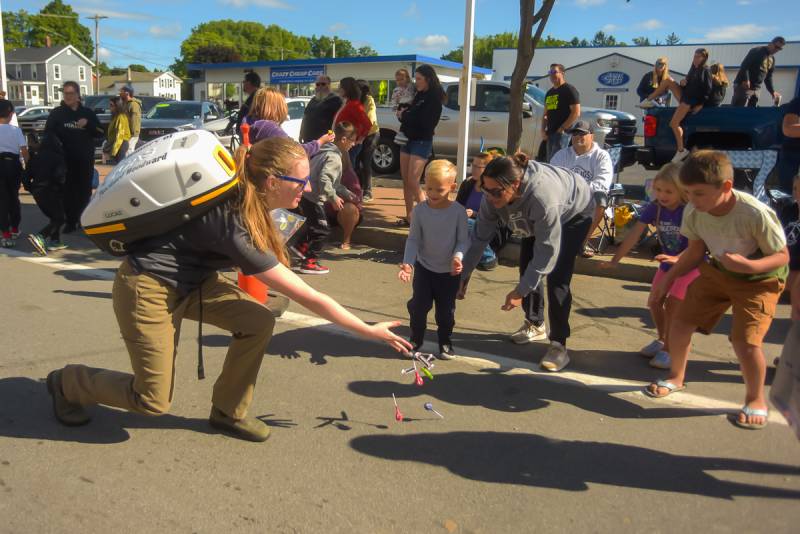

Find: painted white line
278;311;789;426
3;250;788;426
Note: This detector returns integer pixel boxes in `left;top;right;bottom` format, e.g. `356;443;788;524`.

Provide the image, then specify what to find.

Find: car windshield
146;102;201;120
287;101;306;120
525;84;546;105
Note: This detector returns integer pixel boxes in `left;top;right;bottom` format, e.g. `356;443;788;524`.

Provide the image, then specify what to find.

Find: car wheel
372;136;400;175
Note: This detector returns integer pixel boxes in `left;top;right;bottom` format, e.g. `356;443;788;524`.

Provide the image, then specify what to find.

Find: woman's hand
451;257;463;276
501;289;523;311
655;254;678;265
367;321;414;352
398;264;412;283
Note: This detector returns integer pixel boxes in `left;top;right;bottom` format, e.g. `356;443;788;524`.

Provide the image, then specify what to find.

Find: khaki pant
61;260;275;420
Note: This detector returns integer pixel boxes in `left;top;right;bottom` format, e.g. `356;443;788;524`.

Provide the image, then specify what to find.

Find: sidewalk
353;181;659;283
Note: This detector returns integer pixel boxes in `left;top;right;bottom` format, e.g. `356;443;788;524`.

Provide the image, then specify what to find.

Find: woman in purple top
602;163;700;370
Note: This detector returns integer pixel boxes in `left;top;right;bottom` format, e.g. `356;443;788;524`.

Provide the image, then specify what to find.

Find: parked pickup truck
636;106;786;170
372;80;638;174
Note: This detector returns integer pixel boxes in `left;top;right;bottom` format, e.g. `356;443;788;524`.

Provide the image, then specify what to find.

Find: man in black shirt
300;75;342;142
731;36;784;107
43;81;103;233
541;63;581;162
236;71;261;134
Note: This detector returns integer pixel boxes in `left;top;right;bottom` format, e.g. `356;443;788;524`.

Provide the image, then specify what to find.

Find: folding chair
595;146;624;252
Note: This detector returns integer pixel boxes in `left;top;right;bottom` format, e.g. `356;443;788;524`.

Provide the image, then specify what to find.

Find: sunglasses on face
548;70;560;75
63;91;78;96
656;63;666;67
315;82;329;87
479;178;507;199
277;175;310;189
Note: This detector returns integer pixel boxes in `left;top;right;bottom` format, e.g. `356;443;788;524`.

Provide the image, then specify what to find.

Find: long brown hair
232;137;306;266
248;87;289;123
710;63;729;86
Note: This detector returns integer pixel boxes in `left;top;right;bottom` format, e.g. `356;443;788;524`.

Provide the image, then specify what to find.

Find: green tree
191;44;242;64
569;37;590;47
308;35;377;58
632;36;651;46
441;32;519;68
3;10;32;51
180;20;311;64
28;1;94;58
665;32;681;45
128;64;149;73
356;45;379;57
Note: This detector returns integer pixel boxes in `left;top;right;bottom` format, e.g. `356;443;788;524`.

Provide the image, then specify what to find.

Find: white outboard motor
81;130;238;256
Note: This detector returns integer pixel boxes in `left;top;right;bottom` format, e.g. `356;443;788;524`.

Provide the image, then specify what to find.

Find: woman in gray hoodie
461;152;594;372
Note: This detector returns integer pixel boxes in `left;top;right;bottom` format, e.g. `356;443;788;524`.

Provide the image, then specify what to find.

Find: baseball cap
566;120;593;135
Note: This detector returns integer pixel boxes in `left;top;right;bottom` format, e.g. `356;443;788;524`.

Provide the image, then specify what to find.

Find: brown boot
46;370;91;426
209;407;270;442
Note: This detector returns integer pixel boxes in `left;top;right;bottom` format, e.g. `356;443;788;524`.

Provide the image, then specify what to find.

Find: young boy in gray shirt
398;160;469;359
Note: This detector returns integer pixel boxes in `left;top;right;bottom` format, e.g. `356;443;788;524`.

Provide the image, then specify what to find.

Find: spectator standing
0;92;19;127
397;65;445;224
43;81;103;234
356;79;379;203
236;71;261;134
0;100;28;247
731;36;785;107
399;160;469;359
119;86;141;153
706;64;729;108
333;77;372;167
542;63;581;162
778;96;800;194
104;96;131;164
25;133;68;255
549;120;613;257
636;57;673;107
300;75;342;143
461;154;594;372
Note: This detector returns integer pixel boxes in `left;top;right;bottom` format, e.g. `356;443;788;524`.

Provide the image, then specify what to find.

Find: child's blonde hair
425;159;457;185
652;162;688;202
248;87;288;123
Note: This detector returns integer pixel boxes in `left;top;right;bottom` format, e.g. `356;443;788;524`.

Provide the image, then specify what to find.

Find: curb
351;225;657;284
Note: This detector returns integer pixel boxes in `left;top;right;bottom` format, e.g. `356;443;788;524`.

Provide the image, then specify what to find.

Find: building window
31;65;38;80
78;66;86;81
15;65;22;78
80;85;88;95
604;94;618;110
53;64;61;80
53;84;61;101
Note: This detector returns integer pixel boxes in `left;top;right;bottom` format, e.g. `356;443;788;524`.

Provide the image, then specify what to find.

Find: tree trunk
506;0;556;155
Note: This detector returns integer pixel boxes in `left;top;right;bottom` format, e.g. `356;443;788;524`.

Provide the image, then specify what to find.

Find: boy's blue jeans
467;218;496;266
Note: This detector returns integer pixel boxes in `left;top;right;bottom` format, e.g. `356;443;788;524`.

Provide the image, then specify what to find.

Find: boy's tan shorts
677;261;784;346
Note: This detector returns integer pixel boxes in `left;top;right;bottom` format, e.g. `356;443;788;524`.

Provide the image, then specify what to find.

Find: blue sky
8;0;799;70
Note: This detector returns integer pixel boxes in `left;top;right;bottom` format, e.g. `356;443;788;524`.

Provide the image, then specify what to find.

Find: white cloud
328;22;348;34
149;24;181;37
398;34;450;51
575;0;606;6
705;23;774;41
602;24;618;33
73;5;152;20
98;47;111;59
404;2;419;17
636;19;663;31
218;0;291;8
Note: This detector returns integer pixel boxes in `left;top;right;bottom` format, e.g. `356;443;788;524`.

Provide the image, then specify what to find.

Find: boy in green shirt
645;150;789;429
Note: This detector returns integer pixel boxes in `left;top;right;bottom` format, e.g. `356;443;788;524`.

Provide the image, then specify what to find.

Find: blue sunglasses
278;175;310;189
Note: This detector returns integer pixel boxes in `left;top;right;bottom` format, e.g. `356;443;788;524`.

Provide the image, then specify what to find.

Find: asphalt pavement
1;193;798;533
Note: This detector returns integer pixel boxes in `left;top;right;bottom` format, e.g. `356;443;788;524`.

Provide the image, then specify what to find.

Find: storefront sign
598;71;630;87
596;88;629;92
270;66;325;84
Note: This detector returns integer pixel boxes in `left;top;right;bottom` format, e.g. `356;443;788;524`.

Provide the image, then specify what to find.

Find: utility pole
0;0;7;93
332;37;336;59
85;14;108;95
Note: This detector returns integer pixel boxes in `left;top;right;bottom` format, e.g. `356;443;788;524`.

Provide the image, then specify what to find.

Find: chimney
45;36;52;48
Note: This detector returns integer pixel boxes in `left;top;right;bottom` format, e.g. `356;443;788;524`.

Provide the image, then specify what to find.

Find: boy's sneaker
639;339;665;358
671;149;689;163
10;227;20;239
437;344;456;360
649;350;672;369
476;258;498;271
28;233;48;256
290;241;309;260
510;320;547;344
1;234;15;248
362;192;373;203
540;341;570;372
298;258;330;275
45;239;68;251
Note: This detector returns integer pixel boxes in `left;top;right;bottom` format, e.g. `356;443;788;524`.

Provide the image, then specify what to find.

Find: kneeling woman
46;137;411;442
461;153;594;372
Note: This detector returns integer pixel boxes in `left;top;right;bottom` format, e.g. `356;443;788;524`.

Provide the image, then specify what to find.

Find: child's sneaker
10;227;20;239
540;341;570;372
639;339;665;358
437;343;456;360
290;241;309;260
28;233;48;256
298;258;330;275
45;239;68;251
510;320;547;344
1;233;14;248
649;350;671;369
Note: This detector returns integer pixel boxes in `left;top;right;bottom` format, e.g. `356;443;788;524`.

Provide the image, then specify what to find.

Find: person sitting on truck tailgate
550;120;613;258
669;48;712;163
542;64;580;162
779;96;800;194
636;57;673;107
706;64;729;108
731;36;784;108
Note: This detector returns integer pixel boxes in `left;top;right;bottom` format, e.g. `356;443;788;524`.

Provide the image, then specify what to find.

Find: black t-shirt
783;97;800;151
129;200;279;295
43;103;103;161
544;83;580;135
780;202;800;271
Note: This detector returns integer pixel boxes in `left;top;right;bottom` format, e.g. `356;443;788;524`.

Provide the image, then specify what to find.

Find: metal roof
187;54;493;75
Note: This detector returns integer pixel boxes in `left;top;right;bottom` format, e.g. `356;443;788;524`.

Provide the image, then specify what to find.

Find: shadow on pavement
53;289;112;299
265;326;407;365
348;370;718;420
0;377;293;443
350;431;800;499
